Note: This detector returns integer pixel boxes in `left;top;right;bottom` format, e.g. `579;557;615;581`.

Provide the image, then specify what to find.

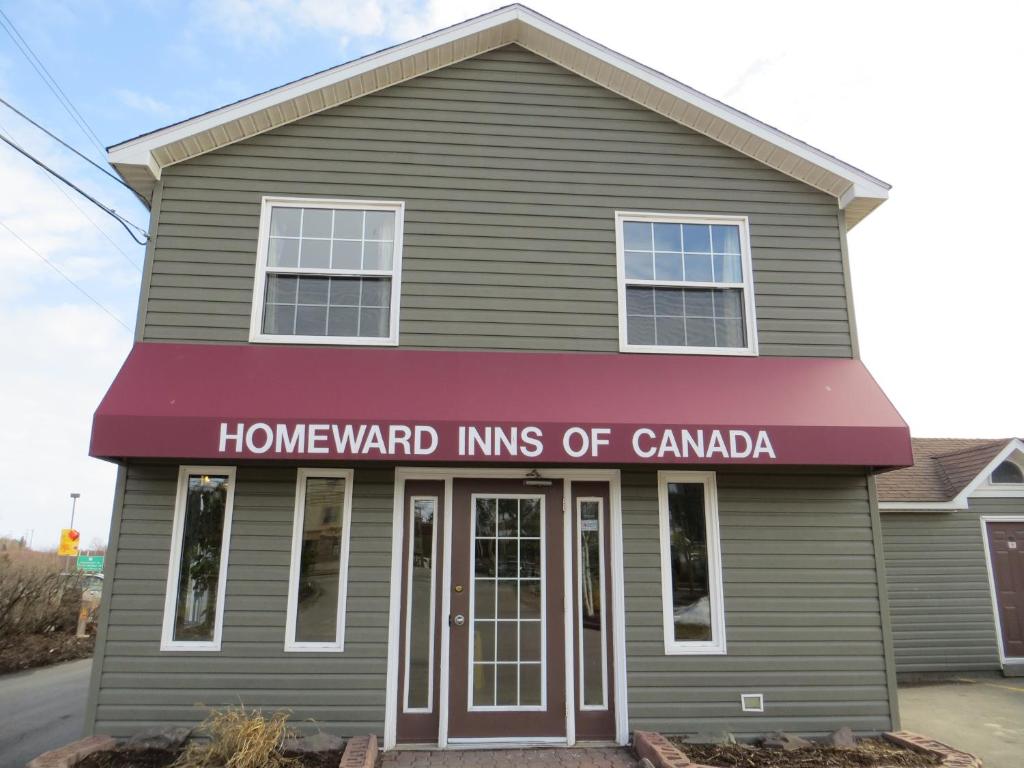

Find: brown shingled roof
876;438;1012;502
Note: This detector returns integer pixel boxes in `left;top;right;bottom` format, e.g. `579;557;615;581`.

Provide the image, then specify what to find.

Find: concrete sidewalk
0;659;91;768
899;673;1023;768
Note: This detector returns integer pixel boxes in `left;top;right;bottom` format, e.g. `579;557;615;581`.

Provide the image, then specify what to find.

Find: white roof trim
879;438;1024;511
108;4;890;224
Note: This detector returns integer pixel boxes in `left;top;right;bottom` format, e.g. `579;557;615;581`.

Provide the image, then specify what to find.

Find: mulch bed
76;749;344;768
0;632;94;675
674;739;940;768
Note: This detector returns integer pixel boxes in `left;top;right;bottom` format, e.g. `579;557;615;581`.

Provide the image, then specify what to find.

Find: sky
0;0;1021;549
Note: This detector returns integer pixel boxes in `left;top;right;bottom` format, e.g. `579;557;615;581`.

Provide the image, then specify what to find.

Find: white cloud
0;121;140;548
116;88;173;116
192;0;431;48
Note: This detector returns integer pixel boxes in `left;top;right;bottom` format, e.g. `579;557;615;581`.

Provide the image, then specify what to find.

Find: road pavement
0;659;91;768
899;673;1024;768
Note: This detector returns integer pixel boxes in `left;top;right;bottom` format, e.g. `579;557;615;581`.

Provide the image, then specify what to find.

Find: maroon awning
90;342;911;468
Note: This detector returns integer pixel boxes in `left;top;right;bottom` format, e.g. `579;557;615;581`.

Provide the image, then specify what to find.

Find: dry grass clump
173;706;298;768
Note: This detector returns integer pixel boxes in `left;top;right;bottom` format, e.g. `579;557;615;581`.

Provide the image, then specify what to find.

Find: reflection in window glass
621;217;749;351
405;497;436;711
294;477;346;643
992;460;1024;484
471;496;544;709
173;474;229;642
261;203;399;340
666;483;712;642
579;500;606;708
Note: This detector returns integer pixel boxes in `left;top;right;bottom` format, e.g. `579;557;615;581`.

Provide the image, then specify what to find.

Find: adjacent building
878;438;1024;677
86;5;912;748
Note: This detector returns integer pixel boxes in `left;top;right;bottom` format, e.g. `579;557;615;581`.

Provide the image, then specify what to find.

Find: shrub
173;706;298;768
0;551;83;647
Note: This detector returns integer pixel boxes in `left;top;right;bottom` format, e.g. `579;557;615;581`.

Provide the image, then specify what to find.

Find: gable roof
877;437;1023;507
108;4;890;227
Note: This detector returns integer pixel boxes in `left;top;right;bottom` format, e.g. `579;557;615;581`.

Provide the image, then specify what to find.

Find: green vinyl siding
622;469;894;736
881;497;1023;674
88;463;393;736
141;45;853;357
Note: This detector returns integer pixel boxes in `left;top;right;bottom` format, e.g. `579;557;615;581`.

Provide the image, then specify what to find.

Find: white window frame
161;465;237;652
249;196;405;346
403;495;439;713
657;470;727;655
576;496;609;711
614;211;758;356
285;468;355;652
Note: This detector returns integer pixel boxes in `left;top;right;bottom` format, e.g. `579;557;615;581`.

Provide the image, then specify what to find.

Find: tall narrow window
250;197;404;345
615;212;757;355
286;469;354;651
404;496;438;712
162;466;236;651
577;498;608;709
658;471;726;655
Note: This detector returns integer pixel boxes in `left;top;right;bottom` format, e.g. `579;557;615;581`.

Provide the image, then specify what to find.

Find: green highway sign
76;555;105;572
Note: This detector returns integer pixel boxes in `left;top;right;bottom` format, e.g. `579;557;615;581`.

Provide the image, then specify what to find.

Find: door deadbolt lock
454;585;464;593
452;614;466;627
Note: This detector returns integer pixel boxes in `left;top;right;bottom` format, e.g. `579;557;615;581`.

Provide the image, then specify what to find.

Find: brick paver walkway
379;746;638;768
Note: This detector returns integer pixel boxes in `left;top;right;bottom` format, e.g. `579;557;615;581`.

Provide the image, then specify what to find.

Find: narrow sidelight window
285;469;354;651
404;496;438;712
658;471;726;655
615;212;757;355
162;466;236;651
250;197;404;345
577;498;608;709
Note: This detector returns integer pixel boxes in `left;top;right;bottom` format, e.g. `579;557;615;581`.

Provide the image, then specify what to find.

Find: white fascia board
878;501;968;511
107;6;522;165
106;4;889;208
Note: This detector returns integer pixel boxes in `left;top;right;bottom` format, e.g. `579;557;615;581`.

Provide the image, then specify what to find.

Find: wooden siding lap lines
140;46;851;358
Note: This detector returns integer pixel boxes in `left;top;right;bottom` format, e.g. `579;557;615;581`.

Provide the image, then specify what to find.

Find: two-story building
87;5;912;748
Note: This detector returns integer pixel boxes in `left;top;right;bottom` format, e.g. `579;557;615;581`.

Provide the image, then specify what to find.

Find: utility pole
67;492;80;573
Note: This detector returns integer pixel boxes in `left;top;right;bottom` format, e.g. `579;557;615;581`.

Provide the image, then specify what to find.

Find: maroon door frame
570;482;616;740
985;519;1024;661
395;481;447;743
446;479;567;740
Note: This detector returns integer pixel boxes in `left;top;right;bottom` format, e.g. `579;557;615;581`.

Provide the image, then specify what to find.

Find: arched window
991;460;1024;484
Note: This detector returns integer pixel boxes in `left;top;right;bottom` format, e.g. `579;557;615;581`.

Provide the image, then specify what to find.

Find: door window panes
471;496;545;709
172;474;230;642
666;483;712;642
294;476;346;643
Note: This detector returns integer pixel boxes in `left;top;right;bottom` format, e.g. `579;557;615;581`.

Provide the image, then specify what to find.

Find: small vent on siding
740;693;764;713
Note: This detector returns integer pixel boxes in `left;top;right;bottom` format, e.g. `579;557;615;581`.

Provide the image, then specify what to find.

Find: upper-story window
614;212;757;355
992;460;1024;484
249;197;404;345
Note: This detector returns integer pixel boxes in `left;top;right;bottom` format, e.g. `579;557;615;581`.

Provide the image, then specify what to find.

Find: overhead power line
0;132;149;245
0;97;148;206
0;9;106;160
0;220;132;332
0;118;142;273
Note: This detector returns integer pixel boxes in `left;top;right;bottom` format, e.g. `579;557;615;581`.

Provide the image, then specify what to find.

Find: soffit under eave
115;17;882;223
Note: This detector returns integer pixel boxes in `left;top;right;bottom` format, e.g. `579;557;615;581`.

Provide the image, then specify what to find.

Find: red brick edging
339;734;378;768
884;731;982;768
635;730;981;768
26;735;117;768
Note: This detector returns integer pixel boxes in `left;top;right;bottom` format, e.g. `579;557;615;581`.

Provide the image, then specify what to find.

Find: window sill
160;641;222;652
249;332;399;346
662;641;728;656
620;342;756;356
